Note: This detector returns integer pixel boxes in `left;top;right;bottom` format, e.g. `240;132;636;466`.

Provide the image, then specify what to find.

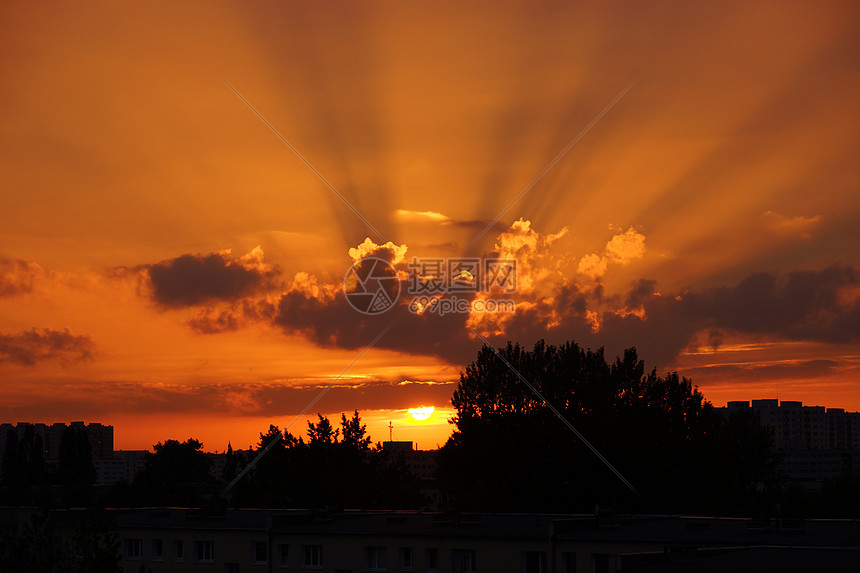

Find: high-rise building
0;421;114;463
719;400;860;481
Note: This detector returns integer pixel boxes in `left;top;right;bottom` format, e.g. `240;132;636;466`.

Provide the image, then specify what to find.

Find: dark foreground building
5;507;857;573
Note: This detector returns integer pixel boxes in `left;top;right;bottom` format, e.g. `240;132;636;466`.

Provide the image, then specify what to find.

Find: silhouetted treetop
133;438;212;505
307;414;339;445
227;411;421;510
341;410;371;451
451;340;706;427
440;339;775;514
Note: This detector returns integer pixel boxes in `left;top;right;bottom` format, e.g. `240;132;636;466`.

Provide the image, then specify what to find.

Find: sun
408;406;435;421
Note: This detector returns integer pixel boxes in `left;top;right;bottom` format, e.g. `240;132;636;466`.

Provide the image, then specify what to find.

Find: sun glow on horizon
408;406;435;421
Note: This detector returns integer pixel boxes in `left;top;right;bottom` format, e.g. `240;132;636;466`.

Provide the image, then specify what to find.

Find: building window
152;538;163;561
225;564;240;573
302;545;323;568
365;546;387;570
561;552;576;573
196;540;215;562
592;554;612;573
125;538;142;560
251;541;268;564
425;548;439;573
277;543;289;568
174;539;184;561
522;551;546;573
451;549;476;573
399;547;413;570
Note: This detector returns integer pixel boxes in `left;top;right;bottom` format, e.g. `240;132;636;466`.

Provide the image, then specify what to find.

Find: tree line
437;340;779;515
125;411;422;509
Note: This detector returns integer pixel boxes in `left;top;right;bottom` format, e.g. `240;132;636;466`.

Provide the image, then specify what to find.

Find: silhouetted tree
341;410;372;450
439;340;777;514
307;415;339;445
134;438;212;505
239;425;293;506
230;412;420;510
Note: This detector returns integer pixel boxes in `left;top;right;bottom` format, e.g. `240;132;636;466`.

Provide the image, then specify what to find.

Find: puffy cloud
145;246;279;307
491;218;568;291
348;238;408;264
605;227;647;264
576;254;607;280
577;226;646;279
289;271;339;301
0;327;95;366
0;257;44;296
468;245;860;370
272;233;480;364
467;219;570;336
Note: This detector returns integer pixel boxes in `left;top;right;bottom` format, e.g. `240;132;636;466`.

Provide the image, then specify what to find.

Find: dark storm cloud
591;265;860;367
625;279;658;307
271;265;860;371
0;327;95;366
139;232;859;375
271;238;483;364
188;307;242;334
145;250;279;308
272;287;479;366
187;299;274;335
678;265;860;343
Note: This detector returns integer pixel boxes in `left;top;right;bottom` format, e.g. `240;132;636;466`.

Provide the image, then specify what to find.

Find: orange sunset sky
1;1;858;452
